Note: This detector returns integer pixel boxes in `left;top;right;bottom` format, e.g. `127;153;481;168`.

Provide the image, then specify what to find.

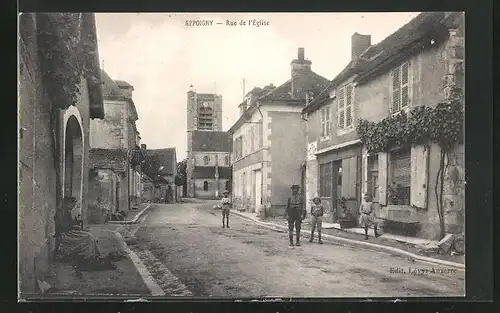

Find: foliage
338;197;354;221
130;146;146;167
356;95;463;154
175;159;188;186
37;13;95;109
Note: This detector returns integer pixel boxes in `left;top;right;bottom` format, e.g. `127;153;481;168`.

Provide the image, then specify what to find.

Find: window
250;125;255;151
367;155;379;202
224;155;229;166
391;62;410;113
320;106;331;138
203;181;209;191
319;163;332;197
388;148;411;205
203;155;210;165
337;84;354;129
198;107;213;129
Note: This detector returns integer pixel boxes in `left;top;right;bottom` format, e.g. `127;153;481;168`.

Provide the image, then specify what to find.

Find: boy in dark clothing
286;185;306;246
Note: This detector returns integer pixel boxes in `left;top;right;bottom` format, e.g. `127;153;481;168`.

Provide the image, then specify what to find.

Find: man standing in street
286;185;306;246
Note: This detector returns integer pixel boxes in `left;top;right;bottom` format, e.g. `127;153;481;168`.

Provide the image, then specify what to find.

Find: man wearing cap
286;184;306;246
221;190;231;228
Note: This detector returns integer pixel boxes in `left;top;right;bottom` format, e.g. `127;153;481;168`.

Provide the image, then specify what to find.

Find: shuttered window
319;163;332;197
320;106;331;138
391;62;411;113
367;155;379;202
389;148;411;205
337;84;354;129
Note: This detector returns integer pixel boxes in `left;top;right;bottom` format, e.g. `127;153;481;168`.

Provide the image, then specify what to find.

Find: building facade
229;48;330;216
142;147;178;203
18;13;104;294
303;12;465;240
87;70;143;223
186;90;232;199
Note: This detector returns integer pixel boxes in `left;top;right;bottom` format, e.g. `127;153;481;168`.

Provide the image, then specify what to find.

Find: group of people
220;184;380;246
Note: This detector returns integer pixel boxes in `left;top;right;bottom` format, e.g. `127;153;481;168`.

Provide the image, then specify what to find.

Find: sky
95;12;420;160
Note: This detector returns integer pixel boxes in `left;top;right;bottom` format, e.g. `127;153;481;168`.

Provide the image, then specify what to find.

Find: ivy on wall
37;13;94;109
356;87;463;154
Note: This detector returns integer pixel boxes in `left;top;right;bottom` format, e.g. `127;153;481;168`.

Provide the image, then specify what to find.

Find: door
254;170;262;213
331;161;342;222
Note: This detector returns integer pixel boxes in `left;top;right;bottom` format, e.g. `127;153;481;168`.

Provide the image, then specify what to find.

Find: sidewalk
230;209;465;269
42;224;151;297
108;203;152;225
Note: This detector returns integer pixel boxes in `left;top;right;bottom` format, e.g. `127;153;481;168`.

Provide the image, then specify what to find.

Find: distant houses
228;48;330;216
142;146;178;203
87;70;143;223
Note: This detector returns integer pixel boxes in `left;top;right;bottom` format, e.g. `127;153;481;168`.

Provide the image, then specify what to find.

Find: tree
175;159;188;196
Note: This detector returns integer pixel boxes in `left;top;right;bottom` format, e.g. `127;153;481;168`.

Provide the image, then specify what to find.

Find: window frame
388;147;411;205
319;105;331;140
390;61;411;115
337;84;355;134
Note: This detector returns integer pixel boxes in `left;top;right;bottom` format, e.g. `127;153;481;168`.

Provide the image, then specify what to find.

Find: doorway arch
62;114;84;216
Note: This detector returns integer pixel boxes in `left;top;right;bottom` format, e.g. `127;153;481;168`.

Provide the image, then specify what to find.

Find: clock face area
199;100;213;108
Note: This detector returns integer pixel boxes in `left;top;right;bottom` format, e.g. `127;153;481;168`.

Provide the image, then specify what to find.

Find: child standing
221;191;231;228
358;193;380;240
309;197;324;244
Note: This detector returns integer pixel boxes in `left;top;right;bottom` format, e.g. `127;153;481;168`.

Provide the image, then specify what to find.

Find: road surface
127;201;465;298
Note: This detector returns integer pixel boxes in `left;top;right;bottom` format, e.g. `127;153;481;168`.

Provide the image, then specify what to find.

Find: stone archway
63;115;84;217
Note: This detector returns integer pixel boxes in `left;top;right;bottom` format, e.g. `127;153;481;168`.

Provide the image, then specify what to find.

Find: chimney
291;47;312;78
351;32;371;60
141;144;147;150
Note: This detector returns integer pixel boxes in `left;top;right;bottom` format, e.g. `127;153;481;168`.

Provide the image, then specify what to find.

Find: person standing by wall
309;196;324;244
358;193;380;240
221;190;231;228
286;185;306;246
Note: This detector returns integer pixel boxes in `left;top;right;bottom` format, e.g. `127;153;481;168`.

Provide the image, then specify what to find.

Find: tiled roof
191;167;232;179
114;80;133;88
192;131;232;152
302;12;450;114
89;149;128;171
100;70;124;100
142;148;177;177
259;70;330;102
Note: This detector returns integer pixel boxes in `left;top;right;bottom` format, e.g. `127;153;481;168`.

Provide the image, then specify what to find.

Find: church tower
186;86;232;199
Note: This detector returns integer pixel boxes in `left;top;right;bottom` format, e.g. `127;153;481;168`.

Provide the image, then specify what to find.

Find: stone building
18;13;104;294
142;147;177;203
186;90;232;199
87;70;143;223
229;48;330;216
302;12;464;240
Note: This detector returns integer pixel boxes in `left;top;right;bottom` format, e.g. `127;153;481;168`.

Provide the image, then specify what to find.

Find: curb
108;204;152;225
230;211;465;270
114;231;165;296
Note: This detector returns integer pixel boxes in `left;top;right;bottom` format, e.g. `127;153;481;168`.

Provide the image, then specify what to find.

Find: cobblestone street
126;202;465;297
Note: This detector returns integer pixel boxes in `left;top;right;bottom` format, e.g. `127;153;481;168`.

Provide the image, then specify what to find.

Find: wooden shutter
378;152;388;205
259;121;263;147
338;88;345;128
341;156;357;199
391;68;401;112
346;85;353;127
361;152;368;195
348;156;358;198
401;62;410;108
410;145;429;208
326;106;331;136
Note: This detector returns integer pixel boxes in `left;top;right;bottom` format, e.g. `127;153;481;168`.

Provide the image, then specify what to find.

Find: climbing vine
35;13;93;210
356;87;464;239
37;13;92;109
